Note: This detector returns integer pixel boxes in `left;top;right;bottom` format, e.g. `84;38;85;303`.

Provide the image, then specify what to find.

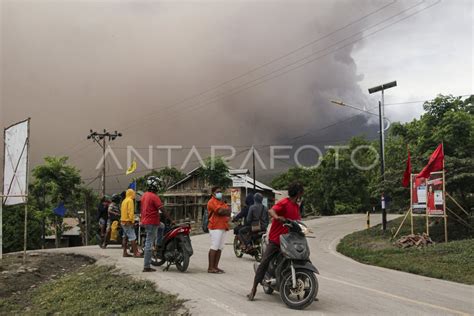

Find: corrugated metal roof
166;168;276;193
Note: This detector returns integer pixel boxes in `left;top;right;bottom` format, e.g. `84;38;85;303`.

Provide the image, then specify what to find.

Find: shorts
99;218;106;226
209;229;226;250
121;224;137;241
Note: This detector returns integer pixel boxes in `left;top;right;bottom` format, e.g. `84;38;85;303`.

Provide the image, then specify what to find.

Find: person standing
140;176;164;272
102;194;121;248
120;188;140;257
207;187;231;274
247;182;304;301
97;196;111;242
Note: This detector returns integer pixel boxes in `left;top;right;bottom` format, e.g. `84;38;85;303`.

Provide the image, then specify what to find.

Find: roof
45;217;81;239
166;167;276;193
229;169;250;175
166;166;201;190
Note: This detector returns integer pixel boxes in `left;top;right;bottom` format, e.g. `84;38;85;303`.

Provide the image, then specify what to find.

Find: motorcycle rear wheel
263;273;274;295
176;243;190;272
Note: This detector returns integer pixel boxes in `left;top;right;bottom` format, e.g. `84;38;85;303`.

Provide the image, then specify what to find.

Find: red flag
416;143;444;179
402;147;411;187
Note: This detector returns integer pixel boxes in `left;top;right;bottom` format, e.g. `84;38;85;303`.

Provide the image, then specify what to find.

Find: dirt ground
0;252;95;301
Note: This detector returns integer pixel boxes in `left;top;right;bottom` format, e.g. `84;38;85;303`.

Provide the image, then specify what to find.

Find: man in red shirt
247;182;304;301
141;176;164;272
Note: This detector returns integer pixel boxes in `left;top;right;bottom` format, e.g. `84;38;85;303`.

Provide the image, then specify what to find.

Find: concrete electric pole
87;129;122;197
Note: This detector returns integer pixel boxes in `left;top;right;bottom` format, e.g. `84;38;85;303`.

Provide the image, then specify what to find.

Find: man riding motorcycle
247;182;304;301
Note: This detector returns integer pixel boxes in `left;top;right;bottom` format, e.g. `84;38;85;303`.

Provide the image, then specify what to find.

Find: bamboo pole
23;202;28;264
442;144;447;243
393;208;411;239
444;215;448;243
410;174;414;234
446;207;471;228
446;193;470;217
425;178;429;236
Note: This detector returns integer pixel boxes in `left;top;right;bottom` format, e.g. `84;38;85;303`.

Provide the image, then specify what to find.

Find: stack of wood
395;233;434;248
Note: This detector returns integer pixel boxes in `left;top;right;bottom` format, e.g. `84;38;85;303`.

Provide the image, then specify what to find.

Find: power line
66;1;443;181
123;1;432;131
384;94;472;106
117;1;400;134
82;147;251;182
62;2;431;158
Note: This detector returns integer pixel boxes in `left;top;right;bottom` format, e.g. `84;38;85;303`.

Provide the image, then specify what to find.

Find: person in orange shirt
207;186;231;274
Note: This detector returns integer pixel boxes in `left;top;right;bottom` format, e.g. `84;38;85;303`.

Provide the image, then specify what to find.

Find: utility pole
368;80;397;231
87;129;122;197
252;146;256;191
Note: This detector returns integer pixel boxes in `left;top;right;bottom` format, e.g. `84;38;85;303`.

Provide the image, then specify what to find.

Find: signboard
3;119;29;205
427;172;444;215
230;188;241;217
232;176;247;187
411;174;426;214
262;197;268;208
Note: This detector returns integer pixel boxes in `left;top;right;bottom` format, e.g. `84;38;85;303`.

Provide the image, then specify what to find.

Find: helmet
146;176;161;192
111;194;121;204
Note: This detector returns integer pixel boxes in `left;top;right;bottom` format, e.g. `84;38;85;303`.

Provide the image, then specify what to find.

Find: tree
2;204;42;253
30;156;82;248
271;167;315;190
135;167;186;193
197;157;232;189
68;186;99;246
271;94;473;218
389;94;473;209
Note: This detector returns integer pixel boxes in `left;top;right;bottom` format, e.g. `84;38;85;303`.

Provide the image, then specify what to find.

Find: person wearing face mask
247;182;304;301
206;186;232;274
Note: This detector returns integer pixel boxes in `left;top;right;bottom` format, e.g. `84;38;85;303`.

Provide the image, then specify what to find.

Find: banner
2;119;29;205
427;172;444;215
411;174;426;214
230;188;241;217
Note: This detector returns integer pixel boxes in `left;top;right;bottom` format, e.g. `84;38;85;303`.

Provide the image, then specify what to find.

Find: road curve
45;214;474;315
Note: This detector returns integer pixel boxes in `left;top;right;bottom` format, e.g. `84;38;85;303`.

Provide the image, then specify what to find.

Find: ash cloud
1;0;404;190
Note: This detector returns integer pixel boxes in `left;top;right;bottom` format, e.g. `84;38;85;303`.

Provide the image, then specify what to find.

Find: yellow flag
126;160;137;175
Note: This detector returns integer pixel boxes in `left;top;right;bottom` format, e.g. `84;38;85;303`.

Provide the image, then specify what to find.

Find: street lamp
368;80;397;231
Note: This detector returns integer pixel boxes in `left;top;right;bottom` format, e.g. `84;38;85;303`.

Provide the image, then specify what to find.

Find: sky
1;0;472;192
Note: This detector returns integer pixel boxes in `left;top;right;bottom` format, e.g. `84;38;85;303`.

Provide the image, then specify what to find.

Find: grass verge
337;215;474;285
0;264;185;315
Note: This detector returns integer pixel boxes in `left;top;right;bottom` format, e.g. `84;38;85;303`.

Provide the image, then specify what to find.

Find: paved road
48;214;473;315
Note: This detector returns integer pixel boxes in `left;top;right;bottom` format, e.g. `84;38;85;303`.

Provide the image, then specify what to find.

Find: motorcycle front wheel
176;243;190;272
233;236;244;258
279;268;318;310
254;244;262;262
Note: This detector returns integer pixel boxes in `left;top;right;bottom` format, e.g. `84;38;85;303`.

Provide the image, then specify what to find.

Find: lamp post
368;80;397;231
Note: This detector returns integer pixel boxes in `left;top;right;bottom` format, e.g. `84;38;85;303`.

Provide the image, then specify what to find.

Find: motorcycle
151;222;193;272
233;222;263;262
256;219;319;310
